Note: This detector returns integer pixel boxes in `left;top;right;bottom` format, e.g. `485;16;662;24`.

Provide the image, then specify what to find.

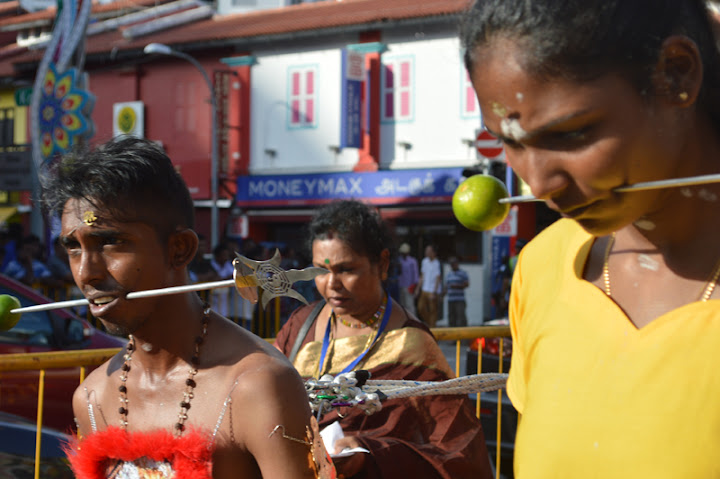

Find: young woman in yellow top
461;1;720;477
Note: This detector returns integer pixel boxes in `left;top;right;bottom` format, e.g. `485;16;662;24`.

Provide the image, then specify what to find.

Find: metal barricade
0;325;512;479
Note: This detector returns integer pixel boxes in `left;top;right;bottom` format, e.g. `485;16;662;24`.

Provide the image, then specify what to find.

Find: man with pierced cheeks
42;137;326;478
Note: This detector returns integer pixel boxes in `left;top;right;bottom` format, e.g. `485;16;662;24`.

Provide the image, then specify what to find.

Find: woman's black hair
41;136;195;242
305;200;393;265
460;0;720;127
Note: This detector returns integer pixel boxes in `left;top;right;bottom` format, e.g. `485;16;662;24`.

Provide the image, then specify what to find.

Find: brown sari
275;301;493;479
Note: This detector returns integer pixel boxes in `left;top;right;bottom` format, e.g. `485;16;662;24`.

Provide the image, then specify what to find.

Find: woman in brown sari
275;200;492;479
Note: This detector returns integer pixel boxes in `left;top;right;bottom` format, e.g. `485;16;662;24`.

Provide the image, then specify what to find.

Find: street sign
14;88;33;107
492;206;518;237
475;129;504;159
340;48;365;148
113;101;144;138
0;150;32;190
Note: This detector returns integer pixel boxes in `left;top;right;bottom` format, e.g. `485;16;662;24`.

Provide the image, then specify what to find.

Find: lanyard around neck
317;297;392;378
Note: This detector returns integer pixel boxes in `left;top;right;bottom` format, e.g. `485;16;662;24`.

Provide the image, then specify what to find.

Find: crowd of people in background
0;222;75;294
1;217;487;332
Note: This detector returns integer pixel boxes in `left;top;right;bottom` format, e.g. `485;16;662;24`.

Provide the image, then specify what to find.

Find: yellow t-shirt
507;219;720;478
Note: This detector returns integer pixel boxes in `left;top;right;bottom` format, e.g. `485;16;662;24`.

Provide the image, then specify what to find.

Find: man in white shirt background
417;244;442;328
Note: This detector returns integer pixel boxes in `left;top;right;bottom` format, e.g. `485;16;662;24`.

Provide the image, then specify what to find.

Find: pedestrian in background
2;234;54;287
417;244;442;328
444;256;469;327
397;242;419;315
189;233;219;284
210;241;234;318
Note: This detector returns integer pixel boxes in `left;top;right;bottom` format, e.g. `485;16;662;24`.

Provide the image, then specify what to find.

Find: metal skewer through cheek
9;279;239;314
498;173;720;204
9;249;327;315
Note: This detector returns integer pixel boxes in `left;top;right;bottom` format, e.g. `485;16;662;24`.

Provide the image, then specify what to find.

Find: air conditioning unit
113;101;144;138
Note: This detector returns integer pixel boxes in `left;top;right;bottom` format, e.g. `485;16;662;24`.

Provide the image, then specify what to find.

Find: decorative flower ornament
38;63;94;161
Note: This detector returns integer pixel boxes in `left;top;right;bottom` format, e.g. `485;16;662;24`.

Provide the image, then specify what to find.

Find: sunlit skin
469;36;720;327
60;197;176;336
312;237;389;330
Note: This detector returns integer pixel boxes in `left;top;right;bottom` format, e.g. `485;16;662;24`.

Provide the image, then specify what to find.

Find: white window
288;66;317;128
381;57;413;122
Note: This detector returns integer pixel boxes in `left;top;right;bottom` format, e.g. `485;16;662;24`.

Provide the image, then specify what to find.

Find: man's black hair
460;0;720;129
305;200;393;265
41;136;195;242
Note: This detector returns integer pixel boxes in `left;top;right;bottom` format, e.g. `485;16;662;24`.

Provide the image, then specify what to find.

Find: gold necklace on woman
118;303;210;436
316;294;392;378
603;233;720;301
336;293;387;329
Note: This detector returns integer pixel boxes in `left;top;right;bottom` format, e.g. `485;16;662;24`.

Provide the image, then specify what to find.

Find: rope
305;371;508;417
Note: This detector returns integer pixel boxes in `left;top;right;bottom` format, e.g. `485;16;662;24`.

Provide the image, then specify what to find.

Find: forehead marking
491;102;507;117
500;118;528;141
83;211;98;226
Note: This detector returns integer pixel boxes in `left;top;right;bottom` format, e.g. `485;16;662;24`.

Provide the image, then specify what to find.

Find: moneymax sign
236;168;464;207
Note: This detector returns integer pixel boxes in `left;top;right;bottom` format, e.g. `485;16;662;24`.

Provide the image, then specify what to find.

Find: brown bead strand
118;303;211;437
118;341;133;428
176;304;210;434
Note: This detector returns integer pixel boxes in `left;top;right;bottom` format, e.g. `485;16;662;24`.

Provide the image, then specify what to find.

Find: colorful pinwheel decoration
38;64;95;161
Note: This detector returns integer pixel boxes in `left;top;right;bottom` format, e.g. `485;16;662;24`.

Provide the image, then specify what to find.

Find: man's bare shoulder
72;350;125;435
206;317;308;410
208;316;294;369
207;319;315;478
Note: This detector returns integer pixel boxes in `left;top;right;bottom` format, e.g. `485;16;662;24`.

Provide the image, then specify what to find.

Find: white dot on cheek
634;219;656;231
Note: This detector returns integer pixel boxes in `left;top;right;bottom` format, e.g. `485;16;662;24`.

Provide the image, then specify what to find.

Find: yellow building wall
0;89;28;145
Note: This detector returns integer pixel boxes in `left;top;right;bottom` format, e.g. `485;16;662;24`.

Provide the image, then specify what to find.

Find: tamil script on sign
236;168;464;207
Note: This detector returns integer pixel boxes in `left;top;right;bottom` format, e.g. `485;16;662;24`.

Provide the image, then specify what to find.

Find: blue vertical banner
490;235;511;319
340;48;364;148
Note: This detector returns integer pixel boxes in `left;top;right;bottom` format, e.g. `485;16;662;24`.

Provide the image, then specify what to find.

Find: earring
678;91;689;101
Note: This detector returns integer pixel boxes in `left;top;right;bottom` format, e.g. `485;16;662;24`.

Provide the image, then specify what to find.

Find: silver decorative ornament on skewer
233;249;327;308
1;249;326;325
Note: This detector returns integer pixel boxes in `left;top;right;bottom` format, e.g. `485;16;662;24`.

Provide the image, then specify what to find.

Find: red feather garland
65;427;214;479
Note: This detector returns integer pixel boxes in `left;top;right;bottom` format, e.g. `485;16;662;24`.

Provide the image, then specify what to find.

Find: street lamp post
144;43;220;250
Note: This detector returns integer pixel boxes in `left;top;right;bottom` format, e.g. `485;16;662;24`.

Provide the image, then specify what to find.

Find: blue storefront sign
340;49;365;148
236;168;465;207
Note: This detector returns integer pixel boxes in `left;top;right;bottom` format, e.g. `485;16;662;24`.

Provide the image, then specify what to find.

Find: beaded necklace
336;293;387;329
119;303;210;436
317;294;392;378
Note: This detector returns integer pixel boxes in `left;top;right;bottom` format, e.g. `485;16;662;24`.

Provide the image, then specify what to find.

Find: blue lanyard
317;297;392;378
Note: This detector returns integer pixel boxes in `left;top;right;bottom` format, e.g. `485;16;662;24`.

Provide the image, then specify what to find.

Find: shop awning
0;206;17;225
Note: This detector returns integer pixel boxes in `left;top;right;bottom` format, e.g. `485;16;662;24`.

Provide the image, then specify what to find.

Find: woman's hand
332;436;367;477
